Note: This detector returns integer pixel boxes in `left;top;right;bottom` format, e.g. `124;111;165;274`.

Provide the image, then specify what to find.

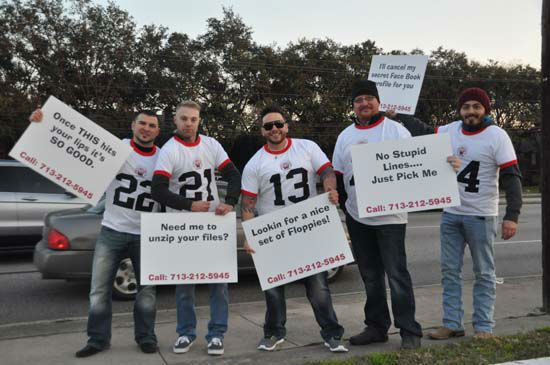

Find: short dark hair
259;105;288;123
134;110;159;121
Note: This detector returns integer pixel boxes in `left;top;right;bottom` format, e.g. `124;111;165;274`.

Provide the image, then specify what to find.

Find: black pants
345;213;422;337
263;272;344;341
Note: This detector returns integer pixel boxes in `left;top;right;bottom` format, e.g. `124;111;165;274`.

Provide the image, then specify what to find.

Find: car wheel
326;266;344;283
112;258;137;300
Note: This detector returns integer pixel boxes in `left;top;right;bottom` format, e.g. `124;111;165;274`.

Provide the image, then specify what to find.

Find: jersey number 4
113;173;156;211
269;167;310;205
457;161;480;193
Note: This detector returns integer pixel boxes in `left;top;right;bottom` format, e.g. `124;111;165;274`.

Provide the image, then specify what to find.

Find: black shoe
207;337;224;356
349;328;388;345
139;342;158;354
401;334;421;350
75;345;104;358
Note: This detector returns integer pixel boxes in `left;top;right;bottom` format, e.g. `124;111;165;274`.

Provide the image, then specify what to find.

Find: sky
95;0;542;68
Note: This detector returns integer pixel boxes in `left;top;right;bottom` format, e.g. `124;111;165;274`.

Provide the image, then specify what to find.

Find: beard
462;114;483;125
266;131;287;145
133;134;154;145
356;106;376;122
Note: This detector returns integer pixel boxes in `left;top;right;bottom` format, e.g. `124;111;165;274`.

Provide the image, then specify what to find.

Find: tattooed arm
319;166;339;205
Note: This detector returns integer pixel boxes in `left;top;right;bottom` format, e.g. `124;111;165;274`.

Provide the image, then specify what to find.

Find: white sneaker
324;337;349;352
207;337;224;356
173;336;193;354
257;336;285;351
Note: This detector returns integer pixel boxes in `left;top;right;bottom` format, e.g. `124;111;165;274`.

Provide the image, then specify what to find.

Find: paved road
0;204;541;325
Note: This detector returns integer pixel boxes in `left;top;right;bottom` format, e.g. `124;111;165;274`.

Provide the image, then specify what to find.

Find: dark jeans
345;213;422;337
87;226;157;348
264;272;344;341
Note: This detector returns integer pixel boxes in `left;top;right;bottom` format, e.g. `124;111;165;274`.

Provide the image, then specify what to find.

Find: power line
2;58;541;83
2;25;540;77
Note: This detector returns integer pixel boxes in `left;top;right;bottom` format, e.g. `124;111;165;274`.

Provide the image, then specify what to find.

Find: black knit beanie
351;80;380;103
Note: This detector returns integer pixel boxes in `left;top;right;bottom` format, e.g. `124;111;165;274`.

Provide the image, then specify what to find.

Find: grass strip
307;327;550;365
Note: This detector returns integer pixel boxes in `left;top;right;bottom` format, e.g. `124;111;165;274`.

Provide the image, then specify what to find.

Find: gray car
0;160;88;252
34;183;347;300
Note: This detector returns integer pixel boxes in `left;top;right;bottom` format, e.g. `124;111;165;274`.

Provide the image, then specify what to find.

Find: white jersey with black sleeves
153;134;231;212
436;121;518;216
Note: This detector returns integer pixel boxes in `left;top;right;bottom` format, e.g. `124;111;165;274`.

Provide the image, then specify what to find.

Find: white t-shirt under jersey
241;138;332;216
436;121;518;216
102;139;161;235
333;116;410;226
153;134;231;212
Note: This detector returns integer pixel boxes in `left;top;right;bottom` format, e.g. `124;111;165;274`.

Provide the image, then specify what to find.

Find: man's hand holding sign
368;55;428;115
333;73;461;349
25;101;164;357
241;176;339;257
351;133;461;217
240;105;348;353
11;96;131;204
140;212;237;285
242;193;353;291
149;100;242;354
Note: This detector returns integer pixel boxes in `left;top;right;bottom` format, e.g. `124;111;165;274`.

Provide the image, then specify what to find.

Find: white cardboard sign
368;55;428;115
242;193;354;291
141;212;237;285
9;96;131;205
351;134;460;217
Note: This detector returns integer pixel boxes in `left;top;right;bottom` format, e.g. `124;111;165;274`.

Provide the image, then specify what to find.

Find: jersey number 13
269;167;310;205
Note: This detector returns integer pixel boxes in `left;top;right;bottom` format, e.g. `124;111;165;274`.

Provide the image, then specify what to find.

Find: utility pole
542;0;550;312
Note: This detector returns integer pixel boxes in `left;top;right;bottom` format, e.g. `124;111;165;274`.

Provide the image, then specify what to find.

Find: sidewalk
1;275;548;365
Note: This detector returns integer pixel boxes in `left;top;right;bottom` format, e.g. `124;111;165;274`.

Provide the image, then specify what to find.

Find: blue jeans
440;212;498;333
345;213;422;337
264;272;344;341
175;283;228;341
87;226;157;348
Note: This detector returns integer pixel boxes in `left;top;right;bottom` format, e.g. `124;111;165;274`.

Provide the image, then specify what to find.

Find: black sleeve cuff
499;165;522;223
224;196;238;206
336;173;347;213
151;174;193;211
219;161;241;206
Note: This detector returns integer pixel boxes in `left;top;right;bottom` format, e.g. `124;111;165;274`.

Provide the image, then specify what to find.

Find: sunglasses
262;120;286;131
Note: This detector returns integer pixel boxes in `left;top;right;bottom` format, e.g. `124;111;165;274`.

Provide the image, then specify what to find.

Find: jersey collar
130;139;157;156
461;127;488;135
354;116;385;130
461;115;494;135
174;134;201;147
264;138;292;155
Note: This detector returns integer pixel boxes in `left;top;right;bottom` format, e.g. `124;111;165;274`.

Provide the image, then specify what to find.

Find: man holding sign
151;100;241;356
31;108;162;357
241;105;347;353
333;80;423;349
393;88;522;340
